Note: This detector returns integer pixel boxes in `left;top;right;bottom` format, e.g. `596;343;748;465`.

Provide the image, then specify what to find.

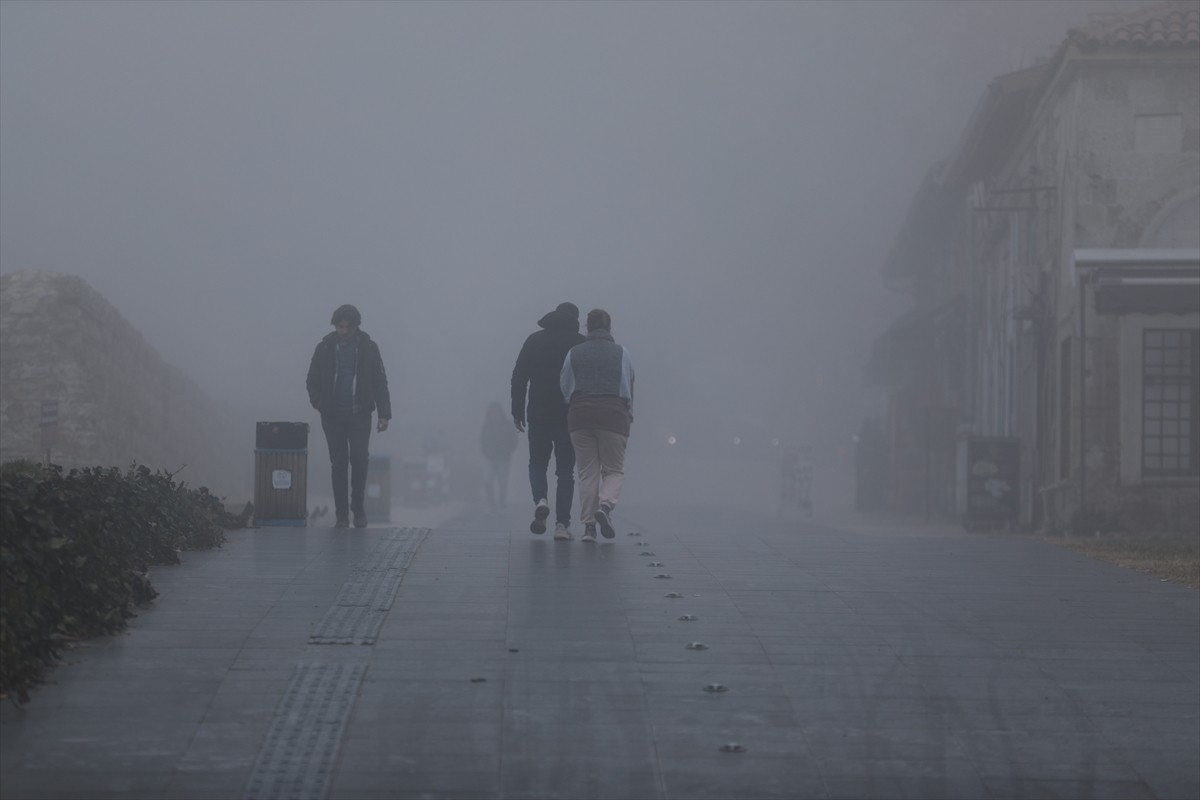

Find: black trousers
321;410;372;518
527;416;575;526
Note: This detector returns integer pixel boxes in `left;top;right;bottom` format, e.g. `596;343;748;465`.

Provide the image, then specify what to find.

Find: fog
0;0;1145;512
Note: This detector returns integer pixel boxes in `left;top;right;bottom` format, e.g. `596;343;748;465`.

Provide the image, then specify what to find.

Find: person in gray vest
306;304;391;529
559;308;635;542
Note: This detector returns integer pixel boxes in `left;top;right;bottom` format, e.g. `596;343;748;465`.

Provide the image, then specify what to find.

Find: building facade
871;1;1200;532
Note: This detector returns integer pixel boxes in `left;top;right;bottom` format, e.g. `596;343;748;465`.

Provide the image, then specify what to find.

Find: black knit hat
555;302;579;320
331;304;362;326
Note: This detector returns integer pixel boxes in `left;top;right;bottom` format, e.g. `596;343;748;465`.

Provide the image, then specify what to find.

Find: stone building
867;164;966;520
0;270;250;500
871;1;1199;532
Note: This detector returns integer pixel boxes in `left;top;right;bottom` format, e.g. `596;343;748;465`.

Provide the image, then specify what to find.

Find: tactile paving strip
309;527;430;645
243;660;366;800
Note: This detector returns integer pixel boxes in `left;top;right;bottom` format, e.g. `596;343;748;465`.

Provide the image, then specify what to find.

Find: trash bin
364;455;391;522
957;436;1019;532
254;421;309;526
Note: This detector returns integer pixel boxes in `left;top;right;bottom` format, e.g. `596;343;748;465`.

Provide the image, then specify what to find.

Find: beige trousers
569;429;628;524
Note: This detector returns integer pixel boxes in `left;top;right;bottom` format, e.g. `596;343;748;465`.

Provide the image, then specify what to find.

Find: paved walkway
1;502;1197;800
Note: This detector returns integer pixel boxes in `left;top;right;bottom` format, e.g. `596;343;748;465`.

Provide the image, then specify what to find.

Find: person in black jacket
511;302;586;539
306;304;391;529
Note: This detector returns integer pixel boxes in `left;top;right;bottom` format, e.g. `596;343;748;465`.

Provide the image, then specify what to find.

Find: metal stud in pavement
719;743;746;753
664;592;683;598
678;614;698;621
703;684;728;693
654;574;673;579
685;641;708;650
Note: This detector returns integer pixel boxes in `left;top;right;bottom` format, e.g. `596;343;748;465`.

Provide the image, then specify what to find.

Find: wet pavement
1;503;1197;799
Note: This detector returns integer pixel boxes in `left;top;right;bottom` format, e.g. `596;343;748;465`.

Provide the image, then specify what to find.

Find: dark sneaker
582;523;597;543
353;511;368;528
334;517;350;529
595;505;615;539
530;498;549;534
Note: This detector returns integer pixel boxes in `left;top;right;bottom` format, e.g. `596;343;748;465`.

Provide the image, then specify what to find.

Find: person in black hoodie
511;302;586;539
306;304;392;529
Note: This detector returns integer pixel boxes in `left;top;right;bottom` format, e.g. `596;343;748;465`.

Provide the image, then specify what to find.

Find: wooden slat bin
254;421;309;526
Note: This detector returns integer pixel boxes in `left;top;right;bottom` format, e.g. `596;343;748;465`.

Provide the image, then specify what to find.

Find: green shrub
0;458;48;477
0;463;245;703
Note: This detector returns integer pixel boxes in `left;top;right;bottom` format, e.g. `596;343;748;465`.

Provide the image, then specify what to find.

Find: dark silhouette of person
511;302;586;539
855;419;886;512
306;304;391;528
480;401;518;510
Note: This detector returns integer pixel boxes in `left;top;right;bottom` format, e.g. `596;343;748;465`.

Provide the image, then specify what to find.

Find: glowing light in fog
771;438;780;447
732;436;741;445
667;436;676;445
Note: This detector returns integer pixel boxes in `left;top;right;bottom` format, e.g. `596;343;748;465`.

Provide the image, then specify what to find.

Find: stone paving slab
1;502;1198;799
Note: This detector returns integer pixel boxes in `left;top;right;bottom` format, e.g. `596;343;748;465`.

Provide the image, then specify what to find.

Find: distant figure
511;302;586;540
855;419;886;512
421;429;451;502
480;402;518;510
560;308;635;542
306;304;391;529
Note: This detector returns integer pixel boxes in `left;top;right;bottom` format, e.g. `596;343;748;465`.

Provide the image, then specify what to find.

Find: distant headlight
732;436;741;446
667;436;677;445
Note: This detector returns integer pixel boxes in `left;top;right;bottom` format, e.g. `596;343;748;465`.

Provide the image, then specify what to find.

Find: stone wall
0;271;250;500
1073;61;1200;249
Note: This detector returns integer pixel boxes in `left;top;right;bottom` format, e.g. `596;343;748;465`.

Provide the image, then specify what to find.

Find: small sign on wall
272;469;293;490
958;437;1019;530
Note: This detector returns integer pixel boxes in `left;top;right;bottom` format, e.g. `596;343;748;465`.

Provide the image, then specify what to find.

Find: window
1144;192;1200;249
1142;329;1200;477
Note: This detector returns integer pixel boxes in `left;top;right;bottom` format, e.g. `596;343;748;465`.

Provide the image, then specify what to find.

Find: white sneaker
530;498;549;534
554;522;572;540
595;504;615;539
582;523;597;543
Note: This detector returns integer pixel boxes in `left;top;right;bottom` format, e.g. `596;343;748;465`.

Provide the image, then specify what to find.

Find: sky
0;0;1148;504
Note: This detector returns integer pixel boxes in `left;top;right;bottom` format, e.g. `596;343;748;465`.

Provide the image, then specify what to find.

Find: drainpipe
1078;269;1087;526
924;406;933;522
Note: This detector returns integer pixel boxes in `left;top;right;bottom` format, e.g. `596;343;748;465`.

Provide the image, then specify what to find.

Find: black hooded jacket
511;309;585;425
307;329;392;418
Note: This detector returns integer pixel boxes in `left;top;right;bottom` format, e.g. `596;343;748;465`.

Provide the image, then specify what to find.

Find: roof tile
1070;0;1199;50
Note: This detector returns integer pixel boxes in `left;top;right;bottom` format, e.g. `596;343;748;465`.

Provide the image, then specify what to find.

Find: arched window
1142;190;1200;248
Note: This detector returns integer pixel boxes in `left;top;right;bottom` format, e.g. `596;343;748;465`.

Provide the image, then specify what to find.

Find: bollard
364;455;392;522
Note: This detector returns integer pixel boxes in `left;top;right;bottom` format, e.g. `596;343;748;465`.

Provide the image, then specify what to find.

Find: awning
1073;249;1200;315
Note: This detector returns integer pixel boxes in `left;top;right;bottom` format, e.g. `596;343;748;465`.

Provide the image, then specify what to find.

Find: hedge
0;462;250;703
